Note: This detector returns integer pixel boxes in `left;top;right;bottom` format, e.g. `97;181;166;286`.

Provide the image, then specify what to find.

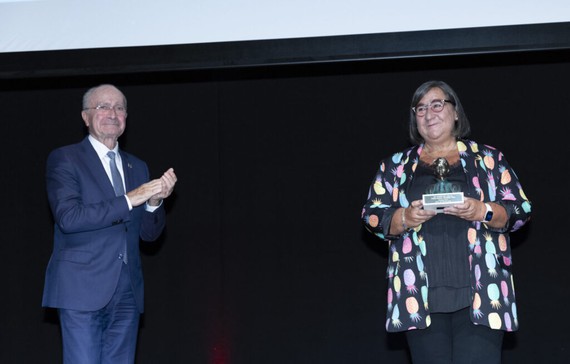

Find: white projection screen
1;0;569;78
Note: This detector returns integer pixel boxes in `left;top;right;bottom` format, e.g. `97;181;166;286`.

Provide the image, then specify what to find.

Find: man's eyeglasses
84;104;127;115
412;99;454;117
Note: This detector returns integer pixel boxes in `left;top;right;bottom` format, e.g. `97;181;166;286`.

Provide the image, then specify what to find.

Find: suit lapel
458;140;480;199
81;137;116;197
119;150;134;192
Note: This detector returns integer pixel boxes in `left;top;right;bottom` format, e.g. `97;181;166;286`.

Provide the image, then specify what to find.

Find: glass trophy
422;157;464;213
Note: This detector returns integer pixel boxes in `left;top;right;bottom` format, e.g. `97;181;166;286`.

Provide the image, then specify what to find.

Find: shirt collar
88;135;120;160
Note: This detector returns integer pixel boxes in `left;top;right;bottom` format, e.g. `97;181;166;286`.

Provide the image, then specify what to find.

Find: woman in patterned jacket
362;80;531;364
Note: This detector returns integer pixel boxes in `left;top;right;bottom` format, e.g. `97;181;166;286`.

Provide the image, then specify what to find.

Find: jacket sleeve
140;205;166;242
487;148;532;233
46;148;131;234
361;157;400;241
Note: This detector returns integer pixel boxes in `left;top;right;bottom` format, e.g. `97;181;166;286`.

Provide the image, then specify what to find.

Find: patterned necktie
107;151;127;264
107;151;125;196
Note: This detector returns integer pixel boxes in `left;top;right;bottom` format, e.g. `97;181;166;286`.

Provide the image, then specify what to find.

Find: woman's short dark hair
408;80;470;145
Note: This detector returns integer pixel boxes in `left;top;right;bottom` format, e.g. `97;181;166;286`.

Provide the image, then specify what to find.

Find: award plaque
422;157;464;212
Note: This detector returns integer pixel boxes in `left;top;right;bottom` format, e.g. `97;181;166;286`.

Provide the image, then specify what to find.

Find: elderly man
42;84;177;363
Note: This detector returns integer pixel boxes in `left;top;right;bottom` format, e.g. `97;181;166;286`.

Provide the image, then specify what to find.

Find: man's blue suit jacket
42;137;165;313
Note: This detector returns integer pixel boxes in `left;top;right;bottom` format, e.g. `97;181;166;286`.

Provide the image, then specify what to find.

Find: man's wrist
145;200;162;212
148;198;162;206
124;195;133;211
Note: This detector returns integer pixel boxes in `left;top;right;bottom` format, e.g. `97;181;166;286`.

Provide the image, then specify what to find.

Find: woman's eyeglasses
412;99;454;117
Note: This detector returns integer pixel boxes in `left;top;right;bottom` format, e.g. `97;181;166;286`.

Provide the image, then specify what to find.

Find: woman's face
415;87;458;145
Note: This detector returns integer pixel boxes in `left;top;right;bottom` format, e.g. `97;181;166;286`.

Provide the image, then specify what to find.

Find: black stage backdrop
1;51;569;363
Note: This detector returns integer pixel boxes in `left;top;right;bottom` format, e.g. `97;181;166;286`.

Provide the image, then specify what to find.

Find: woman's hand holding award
422;157;464;212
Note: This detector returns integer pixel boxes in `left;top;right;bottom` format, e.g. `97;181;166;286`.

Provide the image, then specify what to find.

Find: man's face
81;85;127;146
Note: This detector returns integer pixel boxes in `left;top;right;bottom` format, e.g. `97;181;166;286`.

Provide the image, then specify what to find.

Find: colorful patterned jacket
361;139;532;332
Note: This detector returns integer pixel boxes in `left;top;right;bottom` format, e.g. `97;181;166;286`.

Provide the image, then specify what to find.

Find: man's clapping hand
127;168;177;207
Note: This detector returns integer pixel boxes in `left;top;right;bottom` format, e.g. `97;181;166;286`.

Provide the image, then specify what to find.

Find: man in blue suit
42;84;177;363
